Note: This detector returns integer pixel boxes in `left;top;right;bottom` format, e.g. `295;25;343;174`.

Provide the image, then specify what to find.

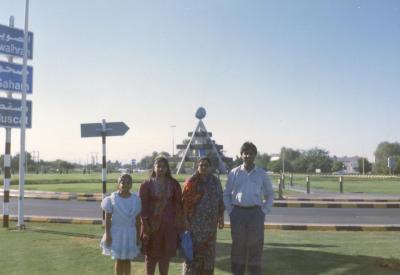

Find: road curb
3;193;400;208
263;223;400;231
74;198;400;207
76;197;102;202
2;216;400;231
1;215;102;224
274;201;400;208
3;189;400;208
284;197;400;202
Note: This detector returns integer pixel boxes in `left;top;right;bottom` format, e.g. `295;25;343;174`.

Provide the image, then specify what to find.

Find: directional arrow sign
0;97;32;128
0;60;33;94
0;24;33;59
81;122;129;138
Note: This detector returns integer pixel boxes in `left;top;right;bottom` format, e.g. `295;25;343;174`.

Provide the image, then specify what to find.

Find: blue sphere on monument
195;107;206;120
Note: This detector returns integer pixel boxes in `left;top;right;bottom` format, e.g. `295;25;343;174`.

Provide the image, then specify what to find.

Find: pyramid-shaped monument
175;107;231;174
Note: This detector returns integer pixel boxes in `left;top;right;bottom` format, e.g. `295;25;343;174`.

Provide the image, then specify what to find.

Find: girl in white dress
100;173;141;275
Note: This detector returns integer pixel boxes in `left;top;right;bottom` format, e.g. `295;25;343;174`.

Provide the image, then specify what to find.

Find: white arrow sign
81;122;129;138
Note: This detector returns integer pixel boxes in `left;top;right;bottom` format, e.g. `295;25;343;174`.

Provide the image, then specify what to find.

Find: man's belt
233;205;260;209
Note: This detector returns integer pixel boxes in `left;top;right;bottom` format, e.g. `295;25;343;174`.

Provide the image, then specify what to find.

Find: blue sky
0;0;399;164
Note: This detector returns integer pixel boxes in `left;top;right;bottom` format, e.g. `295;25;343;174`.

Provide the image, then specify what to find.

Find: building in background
336;156;360;174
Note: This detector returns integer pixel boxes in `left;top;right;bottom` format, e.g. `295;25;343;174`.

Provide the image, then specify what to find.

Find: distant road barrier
270;173;400;179
2;216;400;231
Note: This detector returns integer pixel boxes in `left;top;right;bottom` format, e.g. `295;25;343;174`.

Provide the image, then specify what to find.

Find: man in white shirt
223;142;274;275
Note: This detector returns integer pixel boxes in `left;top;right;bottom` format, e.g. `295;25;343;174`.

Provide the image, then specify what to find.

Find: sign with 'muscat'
0;97;32;128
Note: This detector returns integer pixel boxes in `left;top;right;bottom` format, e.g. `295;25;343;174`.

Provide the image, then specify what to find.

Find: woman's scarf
182;173;205;220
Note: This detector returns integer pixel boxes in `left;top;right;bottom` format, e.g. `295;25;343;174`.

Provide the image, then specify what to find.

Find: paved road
1;198;399;225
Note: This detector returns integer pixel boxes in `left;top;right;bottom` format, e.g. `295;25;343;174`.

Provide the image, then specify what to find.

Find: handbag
180;230;193;262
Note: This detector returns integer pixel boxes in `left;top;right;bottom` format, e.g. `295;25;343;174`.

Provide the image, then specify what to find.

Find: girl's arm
136;215;141;245
217;177;225;229
182;181;190;230
105;213;112;246
139;182;151;236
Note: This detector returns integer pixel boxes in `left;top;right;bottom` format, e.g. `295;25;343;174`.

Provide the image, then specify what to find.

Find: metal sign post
101;119;107;224
2;16;14;228
1;1;34;229
81;120;129;224
17;0;30;230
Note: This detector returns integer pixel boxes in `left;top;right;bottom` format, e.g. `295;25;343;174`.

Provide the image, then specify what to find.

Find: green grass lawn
15;182;144;193
8;172;189;185
6;173;400;195
8;172;217;185
8;172;191;193
14;182;288;198
1;222;399;274
271;174;400;195
8;173;228;194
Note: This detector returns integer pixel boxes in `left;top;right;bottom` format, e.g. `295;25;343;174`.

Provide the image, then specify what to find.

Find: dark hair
240;142;257;155
150;156;173;180
198;156;211;165
118;173;133;185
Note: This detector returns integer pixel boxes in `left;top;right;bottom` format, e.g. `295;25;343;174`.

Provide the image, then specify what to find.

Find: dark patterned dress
182;174;224;274
139;178;183;259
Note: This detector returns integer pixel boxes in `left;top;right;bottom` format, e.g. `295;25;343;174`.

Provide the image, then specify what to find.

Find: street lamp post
282;147;285;175
170;125;176;157
362;158;365;176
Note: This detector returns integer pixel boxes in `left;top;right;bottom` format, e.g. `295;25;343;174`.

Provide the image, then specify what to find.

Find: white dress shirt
223;165;274;215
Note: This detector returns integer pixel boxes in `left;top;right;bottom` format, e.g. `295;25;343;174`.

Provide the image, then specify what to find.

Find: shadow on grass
21;227;400;274
27;227;192;265
214;242;400;274
132;251;192;264
30;228;100;239
267;242;339;248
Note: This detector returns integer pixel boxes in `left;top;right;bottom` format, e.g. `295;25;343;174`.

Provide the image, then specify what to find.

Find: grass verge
1;222;399;274
271;174;400;195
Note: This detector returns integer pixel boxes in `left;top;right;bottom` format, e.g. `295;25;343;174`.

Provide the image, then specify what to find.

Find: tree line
235;141;400;175
136;141;400;175
2;141;399;175
0;153;128;174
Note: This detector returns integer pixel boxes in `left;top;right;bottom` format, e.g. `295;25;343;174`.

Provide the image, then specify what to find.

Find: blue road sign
81;122;129;138
0;97;32;128
388;157;396;169
0;60;33;94
0;24;33;59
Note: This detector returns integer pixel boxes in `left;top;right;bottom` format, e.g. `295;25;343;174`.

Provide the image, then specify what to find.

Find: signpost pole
2;16;14;228
80;120;129;223
17;0;29;230
101;119;107;226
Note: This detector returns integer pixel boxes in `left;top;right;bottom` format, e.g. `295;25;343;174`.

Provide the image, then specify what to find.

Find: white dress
100;191;141;260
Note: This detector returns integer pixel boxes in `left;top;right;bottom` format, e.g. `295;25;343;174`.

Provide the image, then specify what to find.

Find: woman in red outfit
139;156;183;275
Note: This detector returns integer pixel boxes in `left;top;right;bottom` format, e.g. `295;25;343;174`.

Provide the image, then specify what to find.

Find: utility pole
282;147;285;175
90;152;98;172
362;158;365;176
31;151;39;173
170;125;176;157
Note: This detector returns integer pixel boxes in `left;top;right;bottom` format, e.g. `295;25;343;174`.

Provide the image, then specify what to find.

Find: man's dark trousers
230;206;265;275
